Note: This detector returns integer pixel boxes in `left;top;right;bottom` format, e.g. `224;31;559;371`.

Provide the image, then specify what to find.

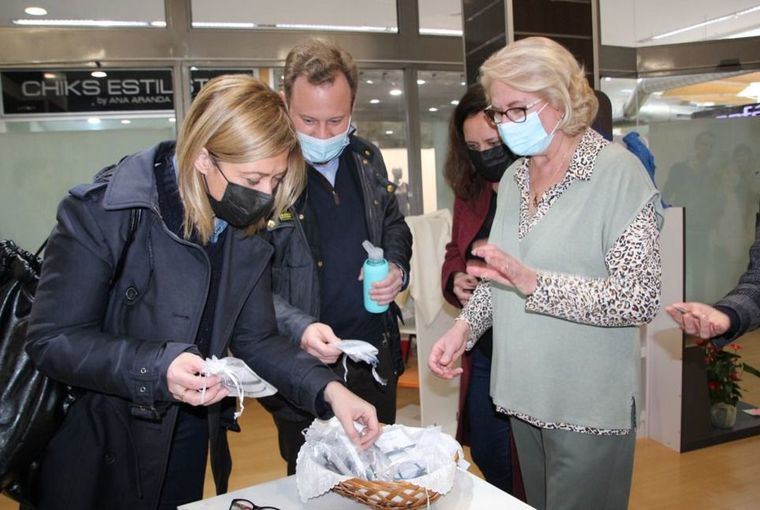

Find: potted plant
699;339;760;428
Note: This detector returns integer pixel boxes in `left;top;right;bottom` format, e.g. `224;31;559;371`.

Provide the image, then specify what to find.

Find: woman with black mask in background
441;84;517;494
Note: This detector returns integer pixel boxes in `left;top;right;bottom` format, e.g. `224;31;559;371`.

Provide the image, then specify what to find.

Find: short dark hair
444;84;490;202
283;38;358;105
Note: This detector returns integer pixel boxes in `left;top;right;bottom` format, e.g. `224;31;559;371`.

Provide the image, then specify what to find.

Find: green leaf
743;363;760;378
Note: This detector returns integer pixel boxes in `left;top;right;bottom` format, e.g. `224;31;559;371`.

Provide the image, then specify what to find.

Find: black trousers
158;406;209;510
274;339;398;475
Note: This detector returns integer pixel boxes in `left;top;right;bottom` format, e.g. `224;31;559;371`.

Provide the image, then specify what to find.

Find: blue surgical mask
497;103;560;156
297;120;351;164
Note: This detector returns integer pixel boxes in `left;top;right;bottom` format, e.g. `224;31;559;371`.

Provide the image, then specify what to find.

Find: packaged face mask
337;340;387;386
202;355;278;418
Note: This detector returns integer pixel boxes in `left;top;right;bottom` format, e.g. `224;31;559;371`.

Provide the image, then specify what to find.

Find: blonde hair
176;74;305;243
480;37;597;136
282;38;358;105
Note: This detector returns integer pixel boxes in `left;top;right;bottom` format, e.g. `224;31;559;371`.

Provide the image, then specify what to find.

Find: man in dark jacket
262;38;413;474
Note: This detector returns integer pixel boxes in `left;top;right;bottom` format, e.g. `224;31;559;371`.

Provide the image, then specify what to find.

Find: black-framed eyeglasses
229;498;280;510
484;98;543;125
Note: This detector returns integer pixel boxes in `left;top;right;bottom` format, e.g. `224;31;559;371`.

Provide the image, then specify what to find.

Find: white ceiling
0;0;166;25
1;0;758;46
601;0;760;46
0;0;462;32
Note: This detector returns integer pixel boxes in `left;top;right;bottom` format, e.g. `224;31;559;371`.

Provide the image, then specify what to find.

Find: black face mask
468;145;513;183
206;167;275;228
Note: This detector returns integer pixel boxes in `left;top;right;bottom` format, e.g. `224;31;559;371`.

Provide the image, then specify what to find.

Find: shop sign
1;70;174;115
190;69;256;99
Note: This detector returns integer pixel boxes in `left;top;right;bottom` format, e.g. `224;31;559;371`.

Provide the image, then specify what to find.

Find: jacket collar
101;141;175;211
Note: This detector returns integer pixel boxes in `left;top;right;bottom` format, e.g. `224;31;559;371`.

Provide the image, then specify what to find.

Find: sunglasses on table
229;498;280;510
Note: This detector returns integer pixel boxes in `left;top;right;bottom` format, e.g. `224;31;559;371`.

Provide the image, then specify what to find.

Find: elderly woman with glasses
429;37;662;510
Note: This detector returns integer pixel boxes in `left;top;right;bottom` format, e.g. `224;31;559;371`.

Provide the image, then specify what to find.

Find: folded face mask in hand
336;340;387;386
202;356;278;418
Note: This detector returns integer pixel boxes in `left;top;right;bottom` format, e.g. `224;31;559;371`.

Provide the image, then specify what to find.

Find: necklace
529;142;574;209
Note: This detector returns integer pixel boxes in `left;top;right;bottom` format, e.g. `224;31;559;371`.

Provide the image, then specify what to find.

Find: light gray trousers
510;417;636;510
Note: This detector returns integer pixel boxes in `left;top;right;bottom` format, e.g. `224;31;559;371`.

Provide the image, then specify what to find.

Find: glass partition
602;71;760;305
602;70;760;414
351;69;410;212
417;70;466;213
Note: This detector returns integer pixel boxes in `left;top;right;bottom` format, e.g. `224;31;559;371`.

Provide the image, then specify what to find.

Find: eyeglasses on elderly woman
228;498;280;510
484;98;543;124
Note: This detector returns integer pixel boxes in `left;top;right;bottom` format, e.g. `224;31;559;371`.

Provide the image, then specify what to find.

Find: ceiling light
274;23;396;33
461;81;466;86
370;99;380;104
91;71;107;78
169;117;176;123
419;28;463;36
385;130;394;135
24;7;47;16
738;82;760;101
640;5;760;42
428;107;438;112
366;80;374;84
450;100;459;105
190;66;198;71
192;21;256;28
121;119;131;124
417;79;426;85
43;72;57;80
13;18;150;27
726;27;760;39
389;89;402;96
603;77;612;82
87;117;101;124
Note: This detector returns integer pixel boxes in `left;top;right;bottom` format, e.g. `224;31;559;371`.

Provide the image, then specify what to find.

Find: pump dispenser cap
362;240;384;261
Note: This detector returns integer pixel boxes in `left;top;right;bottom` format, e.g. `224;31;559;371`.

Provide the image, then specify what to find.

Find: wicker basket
332;477;441;509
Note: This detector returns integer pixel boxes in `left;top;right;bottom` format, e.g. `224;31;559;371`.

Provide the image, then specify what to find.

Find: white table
180;470;534;509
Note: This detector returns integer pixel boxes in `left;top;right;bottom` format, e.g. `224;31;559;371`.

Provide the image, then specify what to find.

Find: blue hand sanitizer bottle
362;240;389;313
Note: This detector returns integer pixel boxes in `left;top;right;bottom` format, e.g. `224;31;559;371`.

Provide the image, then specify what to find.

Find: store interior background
1;1;760;508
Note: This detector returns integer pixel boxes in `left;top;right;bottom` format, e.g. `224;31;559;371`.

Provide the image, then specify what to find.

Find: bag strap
34;239;48;259
109;209;142;288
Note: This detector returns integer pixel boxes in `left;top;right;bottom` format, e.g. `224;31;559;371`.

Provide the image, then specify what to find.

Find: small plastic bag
336;339;387;386
202;355;277;418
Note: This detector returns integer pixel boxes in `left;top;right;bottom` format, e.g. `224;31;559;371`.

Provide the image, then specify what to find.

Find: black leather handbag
0;209;140;505
0;240;68;505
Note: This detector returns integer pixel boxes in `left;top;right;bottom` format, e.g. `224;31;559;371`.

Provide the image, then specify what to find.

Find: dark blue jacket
263;134;412;420
26;142;338;509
